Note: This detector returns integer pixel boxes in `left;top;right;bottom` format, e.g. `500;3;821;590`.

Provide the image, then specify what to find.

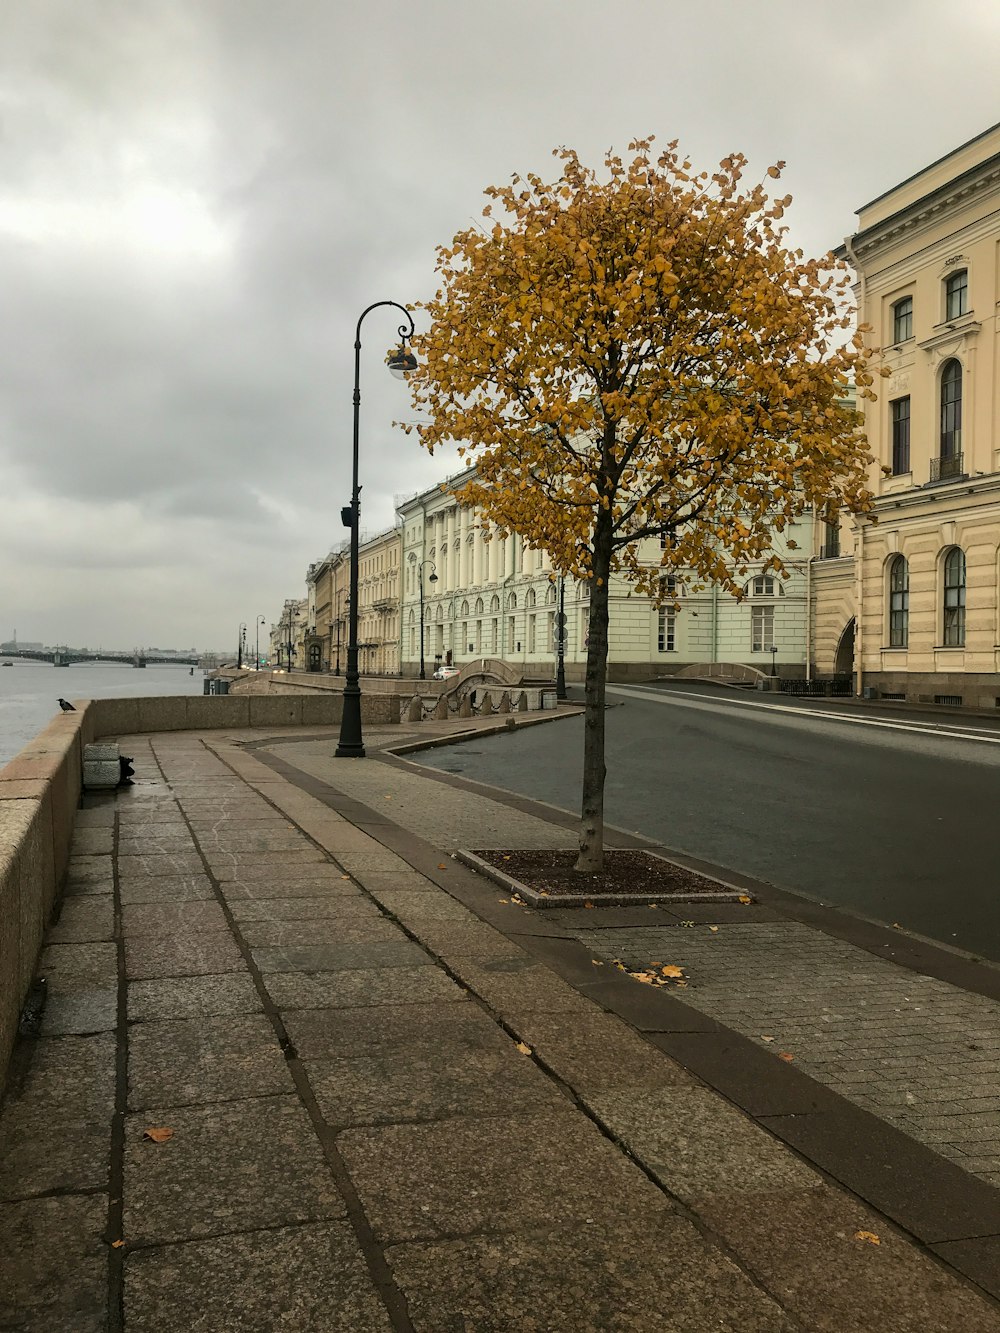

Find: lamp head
429;572;438;583
387;345;418;380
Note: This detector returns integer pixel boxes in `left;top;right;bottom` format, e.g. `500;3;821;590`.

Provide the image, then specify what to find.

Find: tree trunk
575;509;613;873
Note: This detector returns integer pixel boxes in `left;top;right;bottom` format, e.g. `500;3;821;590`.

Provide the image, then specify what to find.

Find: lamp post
237;622;246;669
336;301;417;758
285;606;295;673
256;615;266;670
418;560;438;679
770;644;778;677
556;576;567;699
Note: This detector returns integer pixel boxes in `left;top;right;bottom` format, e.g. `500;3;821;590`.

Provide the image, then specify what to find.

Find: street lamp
285;606;295;672
770;644;778;677
556;576;567;699
336;301;416;758
237;622;246;669
256;615;266;670
418;560;438;679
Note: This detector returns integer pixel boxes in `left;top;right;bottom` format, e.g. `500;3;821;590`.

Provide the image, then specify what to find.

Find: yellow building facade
819;123;1000;705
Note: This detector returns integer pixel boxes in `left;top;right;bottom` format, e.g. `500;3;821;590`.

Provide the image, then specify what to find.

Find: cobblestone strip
579;921;1000;1187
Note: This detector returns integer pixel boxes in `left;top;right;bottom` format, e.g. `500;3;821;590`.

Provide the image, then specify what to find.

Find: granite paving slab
698;1186;1000;1331
38;942;117;992
66;855;114;883
338;1108;674;1244
125;930;245;980
237;918;402;949
449;958;602;1025
583;1086;822;1205
193;830;315;852
123;901;230;936
63;875;114;898
117;853;207;877
46;896;114;943
227;894;377;923
386;1215;799;1333
408;920;531;961
70;827;114;856
308;1044;567;1129
261;965;465;1011
118;874;216;904
368;891;480;923
284;1001;510;1061
210;861;334;882
251;940;432;974
124;1222;392;1333
515;1011;696;1093
128;973;262;1023
127;1013;292;1109
123;1095;346;1246
40;987;117;1036
0;1196;108;1333
220;873;363;898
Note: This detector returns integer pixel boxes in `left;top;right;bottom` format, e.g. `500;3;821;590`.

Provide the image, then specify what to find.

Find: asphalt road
415;682;1000;963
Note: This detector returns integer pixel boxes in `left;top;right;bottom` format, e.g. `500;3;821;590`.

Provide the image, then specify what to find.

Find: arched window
545;584;557;604
943;548;966;647
507;593;517;610
525;588;536;608
747;574;783;597
939;360;962;472
474;597;484;614
489;594;500;613
892;295;913;344
460;600;469;617
888;556;908;648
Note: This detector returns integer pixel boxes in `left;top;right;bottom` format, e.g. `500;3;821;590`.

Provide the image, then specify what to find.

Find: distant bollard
407;695;422;722
459;692;473;718
516;691;528;713
480;691;493;716
434;694;449;720
496;692;510;714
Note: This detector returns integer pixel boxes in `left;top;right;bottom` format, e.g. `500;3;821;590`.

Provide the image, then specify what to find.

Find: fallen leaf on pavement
660;965;684;978
761;1035;775;1043
591;959;604;966
438;863;447;869
584;901;594;909
777;1052;794;1062
143;1127;173;1144
515;1041;532;1055
738;895;752;905
708;925;719;933
854;1230;880;1245
498;899;509;904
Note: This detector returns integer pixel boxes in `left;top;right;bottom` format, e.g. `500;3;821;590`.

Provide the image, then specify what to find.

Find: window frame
750;604;775;654
945;269;968;321
939;360;963;461
888;555;909;648
892;295;913;344
942;547;966;647
891;396;911;475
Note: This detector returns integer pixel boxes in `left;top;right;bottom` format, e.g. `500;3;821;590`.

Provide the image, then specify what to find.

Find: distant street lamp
334;589;347;675
770;644;778;677
237;622;247;669
256;615;266;670
285;606;295;672
418;560;438;679
336;300;417;758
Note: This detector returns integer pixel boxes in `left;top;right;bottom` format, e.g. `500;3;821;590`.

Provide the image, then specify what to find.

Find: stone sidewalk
2;715;1000;1330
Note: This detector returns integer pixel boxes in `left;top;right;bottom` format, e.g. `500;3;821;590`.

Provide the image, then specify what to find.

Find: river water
0;658;206;769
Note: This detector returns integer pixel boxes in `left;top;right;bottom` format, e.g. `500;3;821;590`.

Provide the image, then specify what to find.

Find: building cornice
838;156;1000;265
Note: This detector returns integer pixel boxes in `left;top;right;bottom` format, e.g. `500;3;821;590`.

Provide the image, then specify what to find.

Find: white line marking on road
605;684;1000;746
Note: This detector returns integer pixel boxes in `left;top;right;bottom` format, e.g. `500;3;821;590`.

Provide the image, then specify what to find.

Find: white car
432;665;461;680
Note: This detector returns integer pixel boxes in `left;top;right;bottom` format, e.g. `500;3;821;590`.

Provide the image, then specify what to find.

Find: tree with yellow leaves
406;138;879;873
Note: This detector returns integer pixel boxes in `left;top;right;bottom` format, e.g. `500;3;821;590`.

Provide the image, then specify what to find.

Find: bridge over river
1;649;201;667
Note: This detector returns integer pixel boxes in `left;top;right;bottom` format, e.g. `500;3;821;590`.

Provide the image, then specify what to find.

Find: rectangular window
945;270;968;320
528;614;536;654
891;397;911;474
823;521;840;558
893;296;913;343
751;605;774;653
657;607;675;652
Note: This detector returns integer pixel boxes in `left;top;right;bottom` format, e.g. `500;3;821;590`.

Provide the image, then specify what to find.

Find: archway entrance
834;618;855;678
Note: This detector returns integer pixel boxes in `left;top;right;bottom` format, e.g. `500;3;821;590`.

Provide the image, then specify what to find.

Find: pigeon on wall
57;699;76;712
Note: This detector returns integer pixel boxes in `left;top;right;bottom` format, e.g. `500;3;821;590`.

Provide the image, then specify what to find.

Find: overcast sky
1;1;998;651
